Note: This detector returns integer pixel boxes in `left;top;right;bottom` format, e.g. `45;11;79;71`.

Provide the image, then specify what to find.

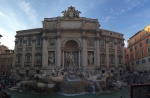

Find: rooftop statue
62;6;81;18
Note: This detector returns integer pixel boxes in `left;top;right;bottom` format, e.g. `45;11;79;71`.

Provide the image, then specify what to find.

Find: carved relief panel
48;38;55;47
87;38;94;47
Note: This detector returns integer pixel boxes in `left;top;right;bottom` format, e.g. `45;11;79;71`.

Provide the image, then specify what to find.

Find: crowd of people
0;75;20;98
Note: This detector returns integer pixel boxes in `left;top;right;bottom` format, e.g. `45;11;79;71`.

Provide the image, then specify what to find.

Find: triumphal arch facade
12;6;125;76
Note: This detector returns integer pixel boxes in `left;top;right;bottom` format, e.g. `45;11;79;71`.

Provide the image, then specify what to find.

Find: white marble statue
67;52;75;66
88;53;94;65
48;53;54;66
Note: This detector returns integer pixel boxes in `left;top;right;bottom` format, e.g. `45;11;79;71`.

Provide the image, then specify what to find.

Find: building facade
12;6;125;76
127;25;150;71
0;50;14;75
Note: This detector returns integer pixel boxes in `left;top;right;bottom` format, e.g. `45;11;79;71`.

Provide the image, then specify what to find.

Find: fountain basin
60;81;85;94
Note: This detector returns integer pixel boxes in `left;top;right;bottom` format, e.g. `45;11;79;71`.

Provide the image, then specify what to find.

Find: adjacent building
12;6;125;76
127;25;150;71
0;50;14;75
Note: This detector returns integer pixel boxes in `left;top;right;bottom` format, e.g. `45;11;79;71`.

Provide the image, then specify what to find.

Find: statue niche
64;40;79;67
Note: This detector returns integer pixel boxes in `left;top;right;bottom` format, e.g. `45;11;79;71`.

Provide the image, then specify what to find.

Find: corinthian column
56;31;61;67
82;33;87;67
106;38;109;67
96;33;100;67
13;39;18;67
122;43;125;65
42;34;48;68
31;36;36;67
114;41;118;67
22;37;26;67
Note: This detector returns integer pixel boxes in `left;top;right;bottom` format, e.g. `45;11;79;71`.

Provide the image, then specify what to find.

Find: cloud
0;28;15;50
0;11;6;17
102;16;114;23
124;40;128;47
18;0;37;24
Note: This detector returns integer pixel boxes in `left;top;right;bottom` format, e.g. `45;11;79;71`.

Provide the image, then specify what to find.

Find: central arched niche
64;40;79;67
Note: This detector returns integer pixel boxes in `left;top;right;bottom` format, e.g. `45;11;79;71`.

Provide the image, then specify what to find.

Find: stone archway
63;40;80;68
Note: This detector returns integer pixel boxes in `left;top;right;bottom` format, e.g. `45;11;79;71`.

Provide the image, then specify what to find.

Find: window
37;37;41;46
142;59;145;63
35;54;42;62
134;38;136;42
136;60;139;64
140;42;142;47
16;54;22;63
26;54;31;62
132;62;134;65
141;50;144;56
148;47;150;53
134;46;137;50
100;40;105;46
146;39;149;44
101;54;105;63
110;55;114;64
109;42;114;47
140;35;142;39
118;56;122;64
27;38;31;46
18;39;23;47
146;31;149;36
135;51;138;58
148;58;150;62
130;48;132;52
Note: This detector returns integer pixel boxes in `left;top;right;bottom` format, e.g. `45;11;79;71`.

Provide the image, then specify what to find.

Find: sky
0;0;150;49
